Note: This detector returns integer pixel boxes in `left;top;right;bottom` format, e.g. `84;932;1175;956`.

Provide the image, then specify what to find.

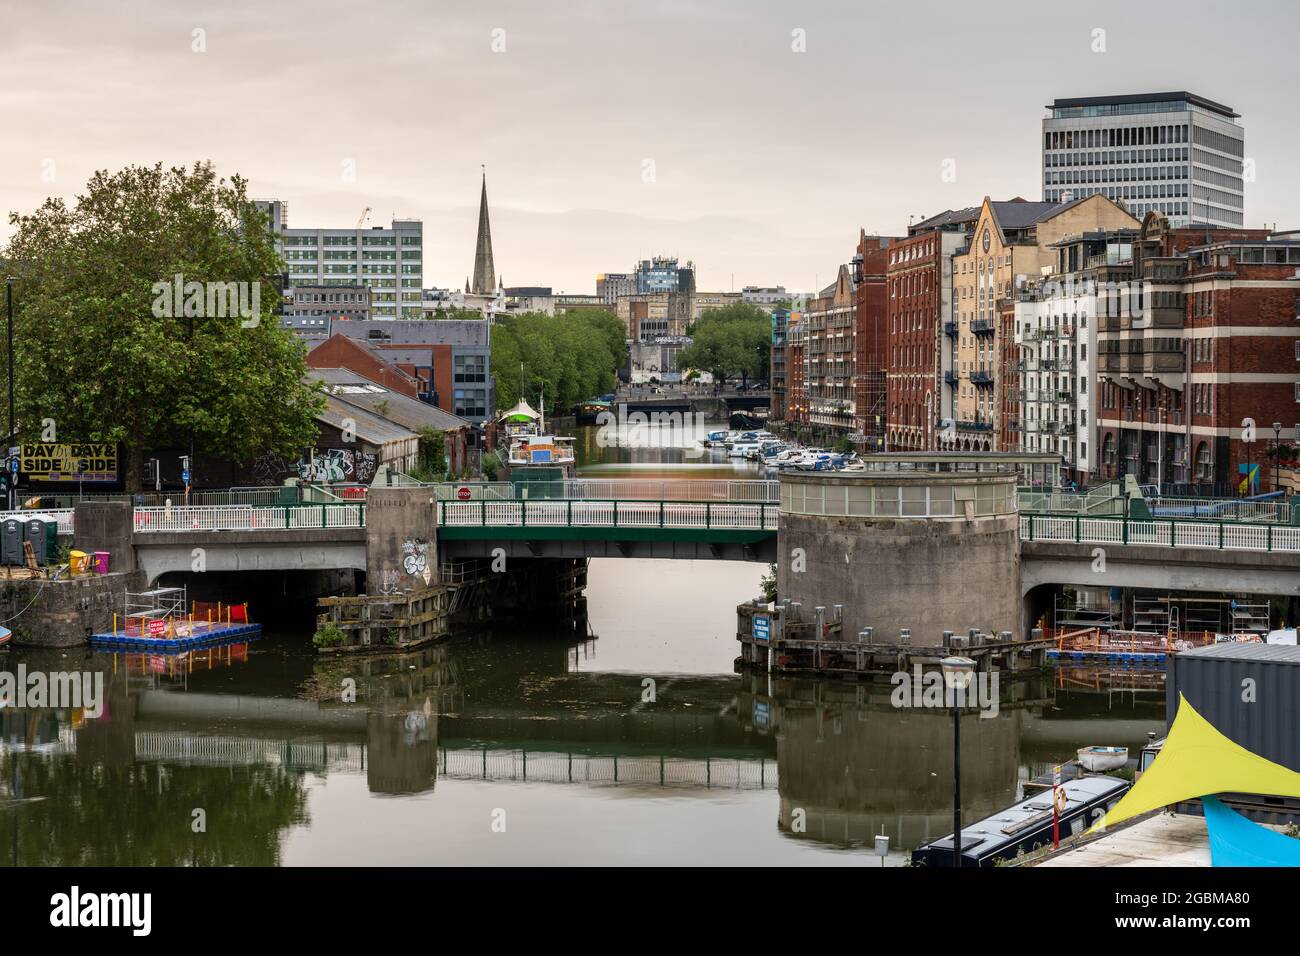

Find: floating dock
89;587;261;651
89;621;261;652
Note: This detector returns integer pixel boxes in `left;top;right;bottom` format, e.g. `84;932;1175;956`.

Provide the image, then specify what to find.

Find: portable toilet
23;516;58;565
0;518;23;566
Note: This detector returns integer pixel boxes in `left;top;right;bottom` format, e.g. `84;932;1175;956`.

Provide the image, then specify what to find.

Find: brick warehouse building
852;232;895;447
801;265;857;435
1096;213;1300;492
885;211;976;450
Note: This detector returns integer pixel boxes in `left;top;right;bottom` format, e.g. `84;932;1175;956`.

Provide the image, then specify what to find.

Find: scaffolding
855;365;887;452
1230;599;1271;636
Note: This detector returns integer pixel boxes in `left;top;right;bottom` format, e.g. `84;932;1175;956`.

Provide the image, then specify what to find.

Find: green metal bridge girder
436;525;776;546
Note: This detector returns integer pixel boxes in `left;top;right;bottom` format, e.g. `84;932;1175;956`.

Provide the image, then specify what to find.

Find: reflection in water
0;614;1168;865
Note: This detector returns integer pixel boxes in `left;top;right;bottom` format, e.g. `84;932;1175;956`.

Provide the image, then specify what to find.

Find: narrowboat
910;773;1129;867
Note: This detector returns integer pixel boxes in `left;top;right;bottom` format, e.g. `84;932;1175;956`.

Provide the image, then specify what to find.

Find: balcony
944;321;958;338
970;370;994;388
1143;351;1185;374
1060;421;1076;436
1057;388;1074;402
956;419;993;432
1150;306;1185;330
971;319;995;338
944;371;958;387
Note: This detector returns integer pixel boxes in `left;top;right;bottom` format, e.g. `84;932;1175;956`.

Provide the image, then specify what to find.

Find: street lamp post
5;278;13;454
1273;422;1283;491
940;655;976;868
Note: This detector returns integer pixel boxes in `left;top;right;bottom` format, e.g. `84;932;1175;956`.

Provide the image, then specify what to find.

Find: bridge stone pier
776;467;1023;645
365;486;438;591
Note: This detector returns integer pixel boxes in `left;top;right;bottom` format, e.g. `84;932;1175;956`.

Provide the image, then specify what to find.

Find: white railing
1021;514;1300;554
133;504;365;533
0;509;75;535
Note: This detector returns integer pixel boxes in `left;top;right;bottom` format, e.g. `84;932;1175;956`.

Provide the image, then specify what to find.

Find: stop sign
456;486;471;501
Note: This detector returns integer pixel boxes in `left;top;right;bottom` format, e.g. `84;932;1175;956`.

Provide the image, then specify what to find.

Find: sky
1;0;1297;295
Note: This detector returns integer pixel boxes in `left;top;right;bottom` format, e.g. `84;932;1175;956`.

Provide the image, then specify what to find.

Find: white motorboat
1076;745;1128;773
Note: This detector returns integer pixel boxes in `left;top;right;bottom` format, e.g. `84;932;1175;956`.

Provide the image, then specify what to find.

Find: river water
0;421;1167;866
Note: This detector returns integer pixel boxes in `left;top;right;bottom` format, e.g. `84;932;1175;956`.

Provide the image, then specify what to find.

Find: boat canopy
499;399;541;423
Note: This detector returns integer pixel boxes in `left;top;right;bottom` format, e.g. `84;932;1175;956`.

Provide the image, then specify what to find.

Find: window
1195;442;1212;480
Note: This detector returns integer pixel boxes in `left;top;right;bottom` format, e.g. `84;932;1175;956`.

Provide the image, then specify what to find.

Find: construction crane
357;206;372;228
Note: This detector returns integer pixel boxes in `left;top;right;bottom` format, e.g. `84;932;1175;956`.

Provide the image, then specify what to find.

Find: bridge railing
429;479;780;503
439;498;779;531
133;503;365;533
0;509;75;534
1021;514;1300;553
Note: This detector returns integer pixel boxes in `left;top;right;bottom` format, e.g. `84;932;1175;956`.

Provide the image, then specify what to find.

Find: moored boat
1077;745;1129;772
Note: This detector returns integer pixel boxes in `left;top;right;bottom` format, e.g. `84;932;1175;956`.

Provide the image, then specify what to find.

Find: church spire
471;166;496;296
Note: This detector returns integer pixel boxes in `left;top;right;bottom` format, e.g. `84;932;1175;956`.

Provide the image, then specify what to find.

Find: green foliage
0;751;307;865
833;436;855;455
760;562;778;602
409;424;446;482
491;309;627;412
678;303;771;384
425;306;483;321
482;449;501;480
312;624;346;648
3;161;325;488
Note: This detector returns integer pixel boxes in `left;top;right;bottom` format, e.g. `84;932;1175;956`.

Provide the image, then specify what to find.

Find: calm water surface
0;423;1167;865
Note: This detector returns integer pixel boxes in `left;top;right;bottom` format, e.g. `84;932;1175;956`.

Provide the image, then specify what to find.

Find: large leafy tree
678;302;771;384
4;161;324;488
491;309;627;412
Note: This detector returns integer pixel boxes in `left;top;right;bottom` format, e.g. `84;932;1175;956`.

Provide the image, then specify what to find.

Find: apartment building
1096;214;1300;492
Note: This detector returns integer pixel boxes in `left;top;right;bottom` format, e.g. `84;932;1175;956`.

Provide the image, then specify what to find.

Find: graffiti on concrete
402;539;430;578
296;448;378;484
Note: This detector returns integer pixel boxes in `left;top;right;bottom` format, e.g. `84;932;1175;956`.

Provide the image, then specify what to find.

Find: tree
491;309;626;413
4;162;325;489
678;302;771;385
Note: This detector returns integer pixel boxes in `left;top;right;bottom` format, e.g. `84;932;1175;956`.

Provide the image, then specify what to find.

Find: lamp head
940;655;976;692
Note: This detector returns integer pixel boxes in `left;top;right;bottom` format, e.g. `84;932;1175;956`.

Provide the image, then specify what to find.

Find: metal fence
1145;496;1292;524
438;499;778;531
133;503;365;533
1021;514;1300;553
0;509;76;534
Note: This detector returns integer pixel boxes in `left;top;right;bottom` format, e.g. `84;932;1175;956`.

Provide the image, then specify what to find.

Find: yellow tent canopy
1095;693;1300;832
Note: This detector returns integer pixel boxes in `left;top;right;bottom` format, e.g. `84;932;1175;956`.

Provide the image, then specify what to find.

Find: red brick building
853;232;895;447
1096;214;1300;492
307;333;424;399
884;209;978;450
885;232;940;450
786;314;807;426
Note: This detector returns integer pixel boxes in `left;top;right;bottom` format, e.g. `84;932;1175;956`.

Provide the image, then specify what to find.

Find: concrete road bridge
29;478;1300;602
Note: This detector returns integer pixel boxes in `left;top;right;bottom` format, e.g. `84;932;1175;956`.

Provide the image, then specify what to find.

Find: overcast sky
2;0;1296;294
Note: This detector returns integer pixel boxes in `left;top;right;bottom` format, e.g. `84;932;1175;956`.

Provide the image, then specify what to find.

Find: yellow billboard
20;443;119;483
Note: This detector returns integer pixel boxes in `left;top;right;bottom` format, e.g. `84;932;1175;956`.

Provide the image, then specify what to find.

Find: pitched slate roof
308;369;472;432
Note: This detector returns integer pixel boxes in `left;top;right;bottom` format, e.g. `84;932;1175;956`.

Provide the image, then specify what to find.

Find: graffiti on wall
402;539;431;584
296;448;379;484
